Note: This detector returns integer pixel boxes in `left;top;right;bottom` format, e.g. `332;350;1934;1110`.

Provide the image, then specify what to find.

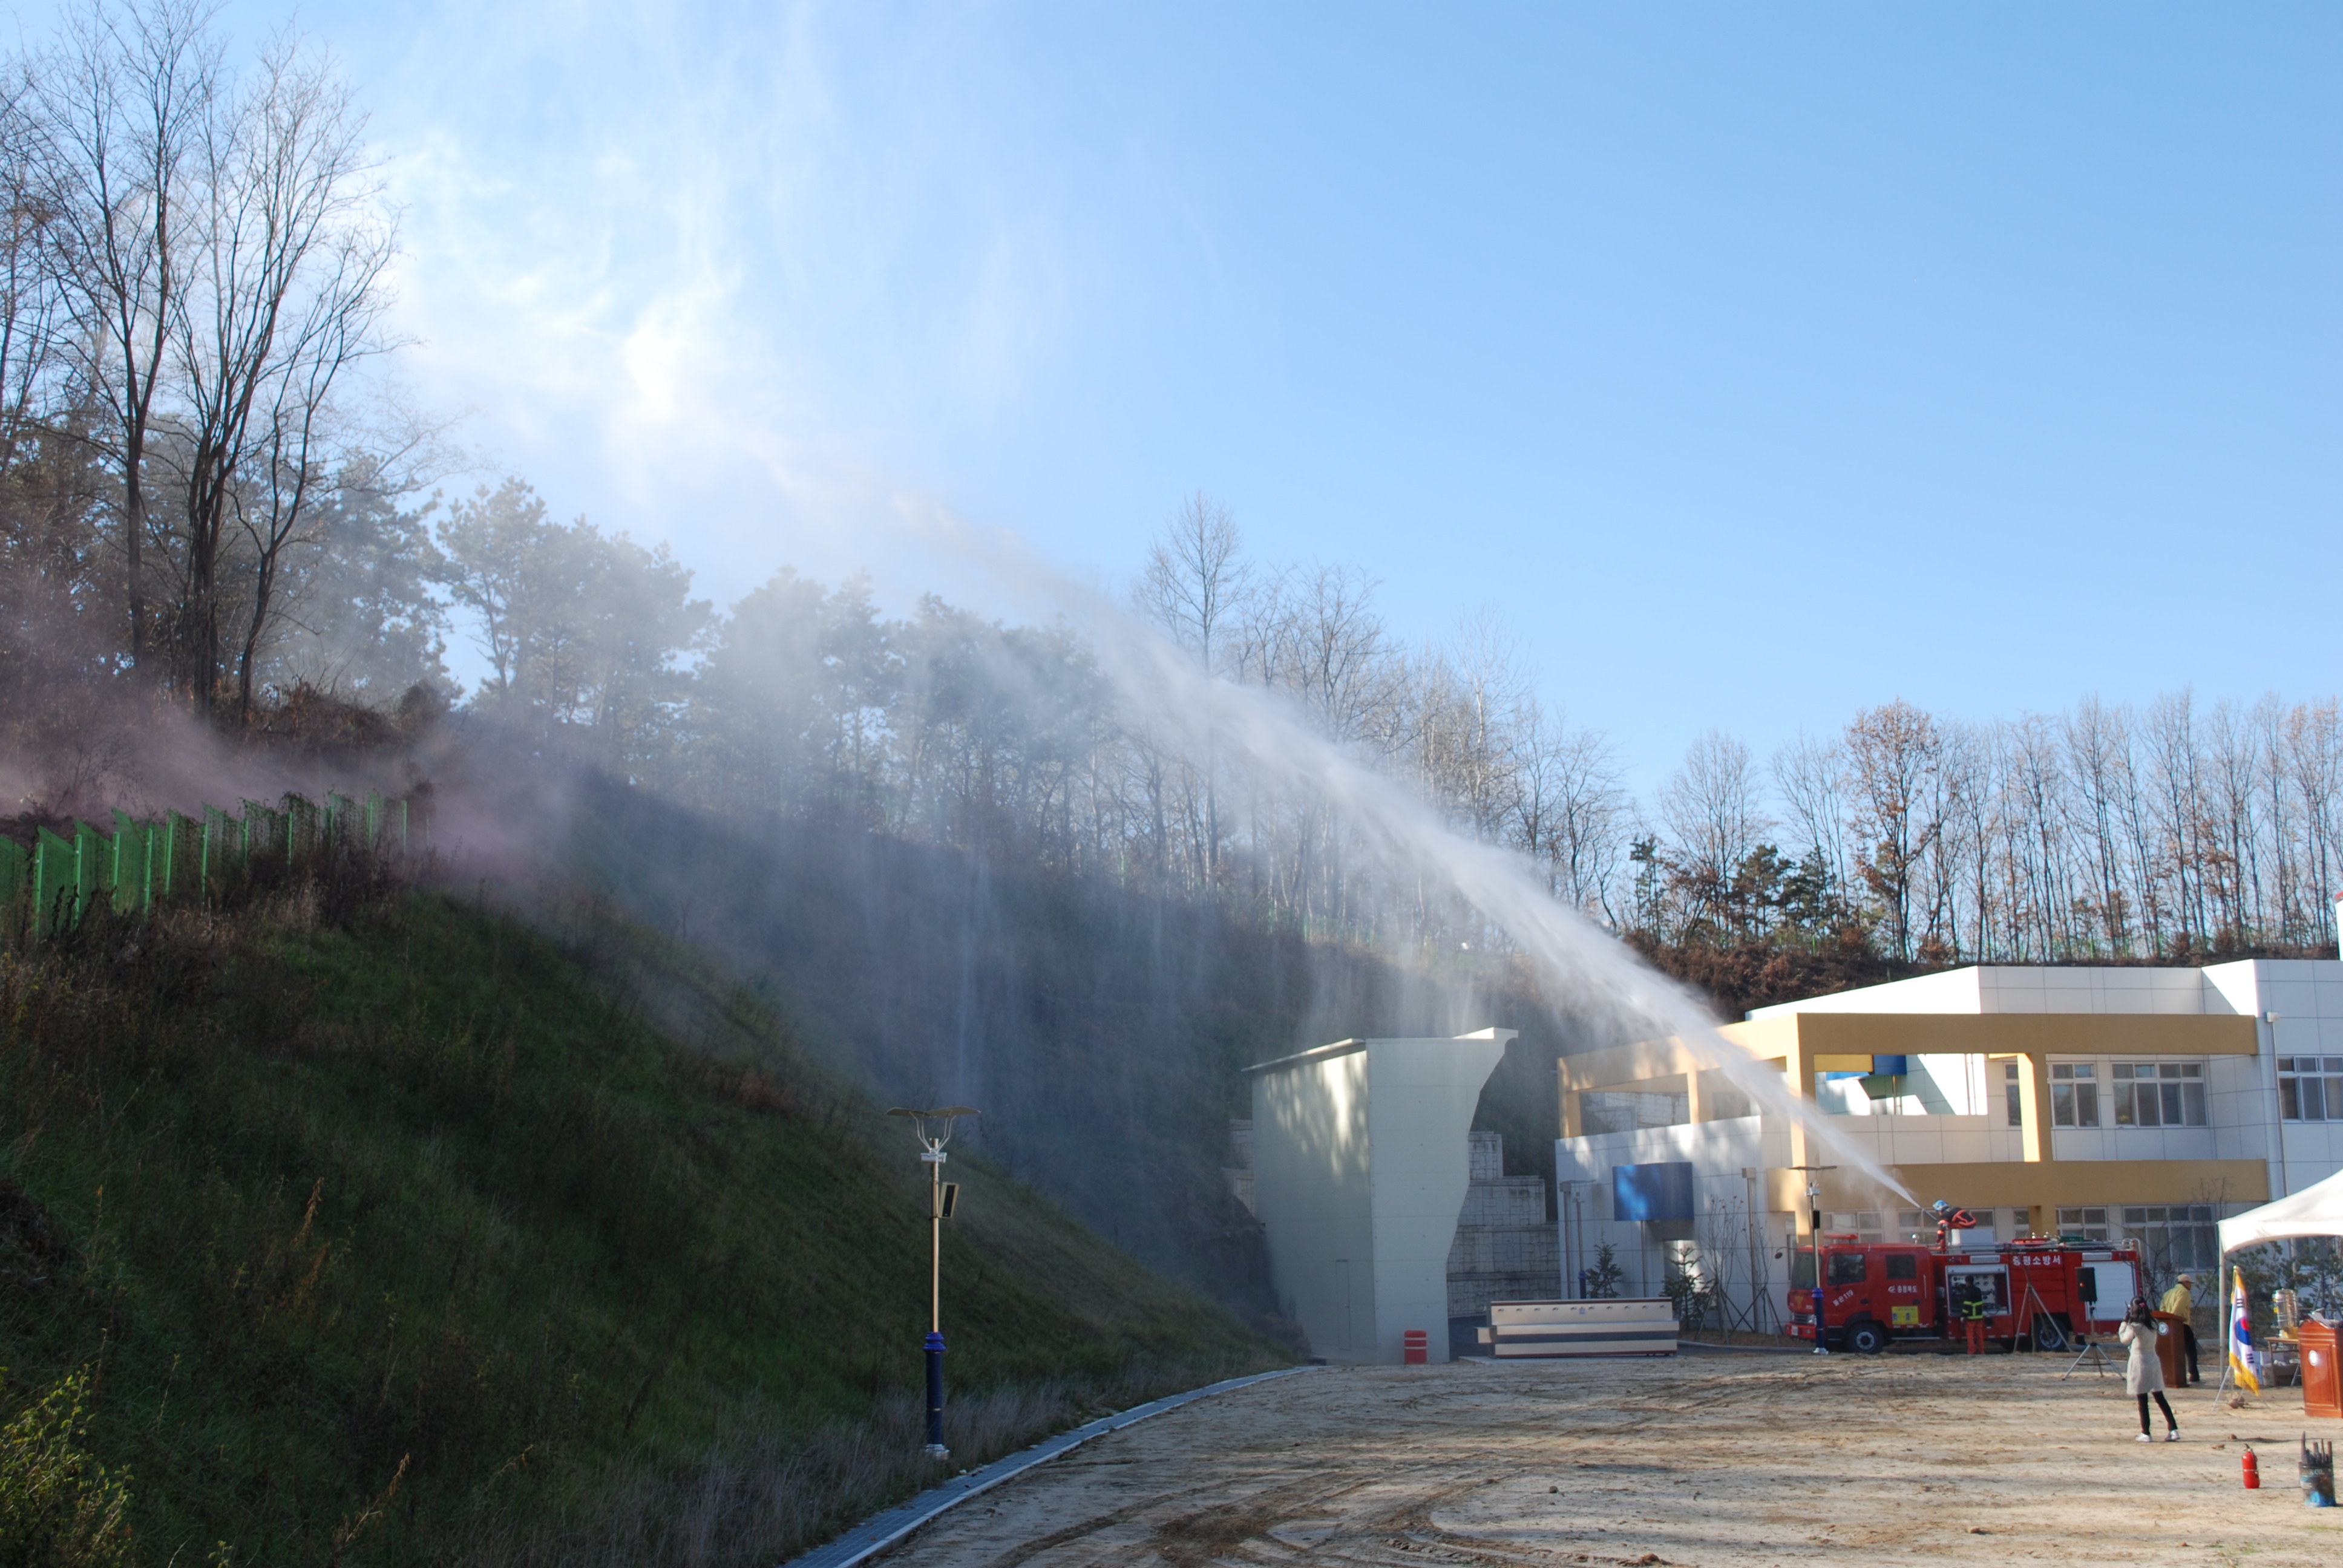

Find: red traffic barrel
1403;1328;1429;1365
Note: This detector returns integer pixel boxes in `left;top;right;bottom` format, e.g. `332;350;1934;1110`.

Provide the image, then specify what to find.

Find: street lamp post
1788;1163;1837;1355
1559;1180;1591;1298
888;1106;977;1460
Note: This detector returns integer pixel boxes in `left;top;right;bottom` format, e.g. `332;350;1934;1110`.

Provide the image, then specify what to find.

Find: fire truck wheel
2030;1315;2067;1352
1846;1319;1887;1355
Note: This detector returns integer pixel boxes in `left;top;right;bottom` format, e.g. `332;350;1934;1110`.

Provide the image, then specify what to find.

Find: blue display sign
1611;1161;1697;1222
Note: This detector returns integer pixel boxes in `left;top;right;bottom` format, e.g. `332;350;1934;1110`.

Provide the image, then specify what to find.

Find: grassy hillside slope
0;885;1284;1567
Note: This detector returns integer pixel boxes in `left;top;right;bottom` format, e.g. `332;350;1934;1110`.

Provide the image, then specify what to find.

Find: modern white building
1553;959;2343;1321
1246;1029;1514;1364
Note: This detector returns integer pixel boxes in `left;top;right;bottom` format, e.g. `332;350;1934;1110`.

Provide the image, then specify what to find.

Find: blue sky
40;2;2341;792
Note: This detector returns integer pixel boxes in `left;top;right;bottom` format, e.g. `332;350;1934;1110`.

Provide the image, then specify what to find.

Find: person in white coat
2118;1297;2178;1442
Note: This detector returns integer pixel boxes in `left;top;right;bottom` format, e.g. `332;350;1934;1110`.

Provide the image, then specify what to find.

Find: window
2110;1062;2206;1127
2056;1206;2111;1242
1886;1253;1918;1281
2123;1205;2219;1274
2051;1063;2099;1128
1699;1071;1755;1120
1824;1211;1883;1242
1827;1252;1867;1284
1581;1091;1688;1134
2004;1061;2022;1126
1947;1269;2007;1313
2279;1057;2343;1122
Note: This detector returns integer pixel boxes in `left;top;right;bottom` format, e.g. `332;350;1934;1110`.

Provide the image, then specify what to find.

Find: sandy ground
884;1349;2343;1567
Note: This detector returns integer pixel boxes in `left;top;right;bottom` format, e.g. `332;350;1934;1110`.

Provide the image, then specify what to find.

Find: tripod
2014;1279;2061;1354
2060;1319;2116;1380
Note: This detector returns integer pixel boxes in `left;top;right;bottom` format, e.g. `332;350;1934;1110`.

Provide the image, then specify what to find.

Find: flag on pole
2229;1266;2261;1394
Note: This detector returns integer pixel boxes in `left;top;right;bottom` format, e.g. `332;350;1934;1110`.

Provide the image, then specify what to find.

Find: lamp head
888;1106;980;1149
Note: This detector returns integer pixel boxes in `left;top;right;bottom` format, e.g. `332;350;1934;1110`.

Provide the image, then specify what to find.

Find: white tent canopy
2219;1165;2343;1255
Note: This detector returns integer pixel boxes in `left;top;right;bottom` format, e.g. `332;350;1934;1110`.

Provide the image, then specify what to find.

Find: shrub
0;1367;136;1568
1581;1243;1625;1299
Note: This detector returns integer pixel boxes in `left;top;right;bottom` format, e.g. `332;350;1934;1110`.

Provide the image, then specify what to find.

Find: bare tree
1513;701;1626;915
1843;699;1945;962
1282;562;1400;749
1138;492;1246;677
2200;698;2272;943
2143;691;2211;945
229;389;445;720
42;0;218;669
0;70;68;481
1773;729;1848;900
1417;610;1529;841
1138;492;1251;884
1659;729;1772;938
2286;700;2343;947
2065;696;2138;954
1939;720;1998;960
165;33;395;716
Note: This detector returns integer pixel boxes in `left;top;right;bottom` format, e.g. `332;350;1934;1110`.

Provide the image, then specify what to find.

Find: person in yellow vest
2159;1272;2200;1385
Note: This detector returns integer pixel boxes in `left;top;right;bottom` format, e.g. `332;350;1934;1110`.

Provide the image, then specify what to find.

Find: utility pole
888;1106;977;1459
1788;1164;1837;1354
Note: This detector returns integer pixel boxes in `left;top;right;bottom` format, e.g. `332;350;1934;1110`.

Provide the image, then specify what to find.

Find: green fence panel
161;811;200;901
202;805;235;895
241;801;284;866
0;837;25;907
33;826;76;938
284;795;318;864
74;821;104;915
0;792;428;943
326;794;358;852
111;810;151;913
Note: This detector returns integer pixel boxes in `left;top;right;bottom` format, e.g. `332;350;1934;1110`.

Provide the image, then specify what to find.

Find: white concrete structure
1553;961;2343;1322
1248;1030;1513;1364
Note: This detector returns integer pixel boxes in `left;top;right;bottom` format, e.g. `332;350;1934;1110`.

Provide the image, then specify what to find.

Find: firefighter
1953;1276;1988;1356
2158;1272;2201;1384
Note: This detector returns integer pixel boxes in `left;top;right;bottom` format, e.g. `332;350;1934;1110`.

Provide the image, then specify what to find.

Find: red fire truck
1787;1234;2143;1354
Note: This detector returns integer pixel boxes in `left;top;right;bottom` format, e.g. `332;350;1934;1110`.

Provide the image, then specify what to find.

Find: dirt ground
885;1348;2343;1567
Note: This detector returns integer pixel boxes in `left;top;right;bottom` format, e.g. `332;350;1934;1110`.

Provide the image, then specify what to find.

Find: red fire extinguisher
2241;1445;2259;1489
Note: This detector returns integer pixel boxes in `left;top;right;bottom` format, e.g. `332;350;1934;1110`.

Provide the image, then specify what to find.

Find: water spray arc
888;1106;975;1459
1088;603;1921;1210
821;494;1922;1210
